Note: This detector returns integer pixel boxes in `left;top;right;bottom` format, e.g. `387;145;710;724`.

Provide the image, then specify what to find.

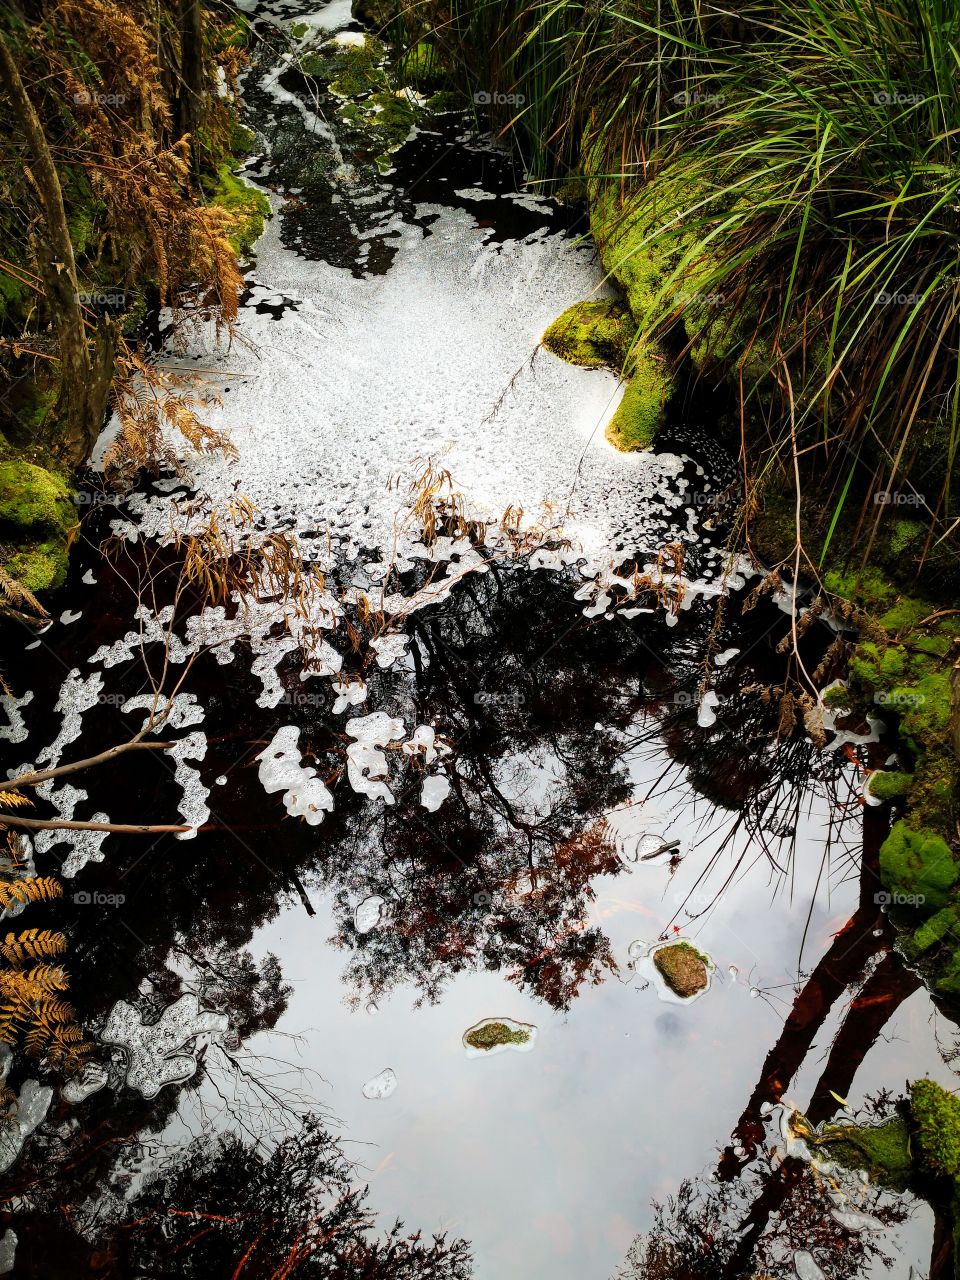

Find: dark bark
178;0;204;171
0;27;114;464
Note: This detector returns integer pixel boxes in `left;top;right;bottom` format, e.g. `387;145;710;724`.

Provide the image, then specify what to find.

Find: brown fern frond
0;565;48;622
0;790;33;809
0;878;62;910
1;929;67;966
21;964;69;993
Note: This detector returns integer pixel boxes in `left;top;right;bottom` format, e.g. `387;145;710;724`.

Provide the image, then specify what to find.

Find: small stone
653;941;709;998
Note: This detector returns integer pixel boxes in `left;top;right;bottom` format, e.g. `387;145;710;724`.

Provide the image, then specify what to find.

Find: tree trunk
179;0;204;172
0;27;113;465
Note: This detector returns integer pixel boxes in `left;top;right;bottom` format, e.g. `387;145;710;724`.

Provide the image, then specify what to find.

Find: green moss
464;1020;532;1050
344;91;416;161
911;1079;960;1178
909;754;956;830
818;1117;913;1191
302;35;387;98
0;460;75;535
399;41;447;91
3;537;69;593
216;12;252;49
822;683;853;710
652;940;710;997
206;164;271;258
906;905;960;957
424;89;465;114
879;821;957;913
868;770;913;802
605;349;673;451
822;564;914;616
0;265;28;325
542;299;635;370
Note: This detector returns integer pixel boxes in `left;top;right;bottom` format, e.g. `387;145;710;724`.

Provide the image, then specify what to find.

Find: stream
0;2;955;1277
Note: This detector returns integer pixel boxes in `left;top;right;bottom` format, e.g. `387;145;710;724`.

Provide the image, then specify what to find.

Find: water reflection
0;544;954;1277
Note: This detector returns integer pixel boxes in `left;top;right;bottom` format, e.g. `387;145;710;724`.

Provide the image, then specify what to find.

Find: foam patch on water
362;1066;397;1099
36;670;103;767
0;691;33;745
258;725;335;824
93;178;725;586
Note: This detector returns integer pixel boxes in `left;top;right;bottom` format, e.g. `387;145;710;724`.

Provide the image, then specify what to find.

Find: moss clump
822;683;852;710
399;41;447;91
905;905;960;958
653;941;710;997
879;821;957;914
207;164;271;258
464;1020;531;1050
818;1116;913;1191
342;91;416;163
605;350;673;451
542;299;635;370
3;538;69;593
868;770;913;802
911;1079;960;1178
424;89;465;114
0;460;75;535
0;460;76;595
302;35;387;98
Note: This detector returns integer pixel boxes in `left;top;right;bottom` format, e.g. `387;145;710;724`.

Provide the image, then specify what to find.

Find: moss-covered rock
911;1079;960;1178
653;941;710;997
463;1020;531;1050
302;35;387;98
340;91;416;166
542;298;635;370
3;537;69;593
0;460;75;535
0;459;76;595
817;1116;913;1191
879;821;957;913
424;89;465;114
868;770;913;802
906;905;960;958
606;351;673;451
206;163;271;258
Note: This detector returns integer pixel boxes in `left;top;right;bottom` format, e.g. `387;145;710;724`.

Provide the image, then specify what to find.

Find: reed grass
410;0;960;561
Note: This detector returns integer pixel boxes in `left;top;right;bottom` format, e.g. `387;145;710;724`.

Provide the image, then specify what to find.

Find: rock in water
653;941;709;998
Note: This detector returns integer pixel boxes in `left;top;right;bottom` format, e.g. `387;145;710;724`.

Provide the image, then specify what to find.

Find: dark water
0;4;954;1278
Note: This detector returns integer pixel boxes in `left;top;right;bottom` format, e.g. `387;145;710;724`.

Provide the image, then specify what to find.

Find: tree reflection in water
616;806;953;1279
0;549;945;1277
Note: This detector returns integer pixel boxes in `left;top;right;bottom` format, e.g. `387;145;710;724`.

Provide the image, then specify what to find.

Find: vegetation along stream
0;0;959;1276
